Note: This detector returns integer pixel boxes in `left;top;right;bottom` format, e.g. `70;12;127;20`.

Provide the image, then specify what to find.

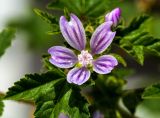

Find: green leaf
33;9;60;34
132;45;144;65
119;27;160;65
122;89;143;114
111;53;127;67
5;71;64;101
47;0;119;17
146;42;160;57
34;85;90;118
119;15;150;36
0;99;4;116
34;9;58;25
0;28;16;57
112;68;134;79
117;15;160;64
142;83;160;99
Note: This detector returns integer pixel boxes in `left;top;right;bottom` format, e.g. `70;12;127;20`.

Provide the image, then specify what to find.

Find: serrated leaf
119;15;150;36
34;85;90;118
34;9;59;34
132;45;144;65
47;0;119;17
34;9;58;25
0;28;16;57
142;83;160;99
119;22;160;65
5;71;64;101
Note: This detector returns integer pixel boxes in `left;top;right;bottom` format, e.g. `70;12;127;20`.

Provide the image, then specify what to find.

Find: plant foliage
35;85;90;118
0;97;4;116
117;15;160;65
142;83;160;99
0;28;15;57
1;0;160;118
5;71;64;101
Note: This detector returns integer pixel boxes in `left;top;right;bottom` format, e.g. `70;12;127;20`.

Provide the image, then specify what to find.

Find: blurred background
0;0;160;118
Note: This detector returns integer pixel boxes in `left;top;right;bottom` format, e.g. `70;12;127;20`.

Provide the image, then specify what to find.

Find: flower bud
105;8;121;27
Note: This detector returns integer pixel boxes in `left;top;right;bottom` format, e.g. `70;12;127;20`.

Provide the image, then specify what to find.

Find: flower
93;110;104;118
58;113;69;118
48;13;118;85
105;8;121;27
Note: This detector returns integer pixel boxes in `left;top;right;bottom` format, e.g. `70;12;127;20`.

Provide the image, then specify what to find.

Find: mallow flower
105;7;121;27
48;11;120;85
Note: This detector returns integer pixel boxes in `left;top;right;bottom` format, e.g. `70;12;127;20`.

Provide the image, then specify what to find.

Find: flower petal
67;67;90;85
93;110;104;118
90;21;116;55
105;8;121;27
93;55;118;74
58;113;69;118
60;13;86;51
48;46;78;68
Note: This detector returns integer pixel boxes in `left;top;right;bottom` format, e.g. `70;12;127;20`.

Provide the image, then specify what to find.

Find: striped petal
90;21;116;55
105;8;121;27
60;13;86;51
93;55;118;74
48;46;78;68
67;67;90;85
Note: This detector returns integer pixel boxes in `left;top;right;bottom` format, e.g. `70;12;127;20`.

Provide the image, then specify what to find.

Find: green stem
117;104;138;118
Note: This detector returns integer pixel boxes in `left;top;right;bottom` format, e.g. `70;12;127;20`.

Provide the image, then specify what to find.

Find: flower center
78;50;93;67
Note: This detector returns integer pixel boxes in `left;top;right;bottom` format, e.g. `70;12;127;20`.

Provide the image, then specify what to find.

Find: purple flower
48;13;118;85
93;110;104;118
105;8;121;27
58;113;69;118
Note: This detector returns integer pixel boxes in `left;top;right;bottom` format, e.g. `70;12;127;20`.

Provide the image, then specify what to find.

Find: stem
117;101;138;118
117;104;138;118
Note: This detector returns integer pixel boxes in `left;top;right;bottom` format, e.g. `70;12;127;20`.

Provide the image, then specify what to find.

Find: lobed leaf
142;83;160;99
5;71;64;101
0;28;16;57
34;85;90;118
119;24;160;65
119;15;150;36
47;0;119;17
34;9;60;34
132;45;144;65
34;9;58;25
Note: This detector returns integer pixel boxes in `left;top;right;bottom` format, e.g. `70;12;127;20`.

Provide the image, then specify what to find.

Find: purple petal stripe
67;67;90;85
105;8;121;27
93;55;118;74
90;21;116;55
60;14;86;51
48;46;78;68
